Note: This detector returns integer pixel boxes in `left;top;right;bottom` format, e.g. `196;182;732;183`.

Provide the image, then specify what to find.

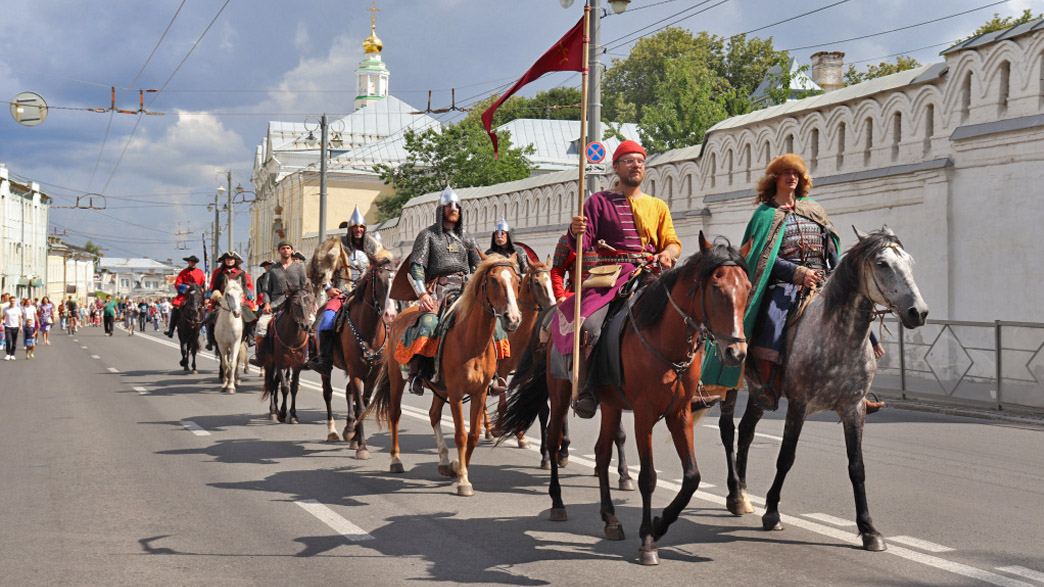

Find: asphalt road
1;323;1042;586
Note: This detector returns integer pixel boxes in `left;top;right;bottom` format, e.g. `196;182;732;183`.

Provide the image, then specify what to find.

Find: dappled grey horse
718;226;928;551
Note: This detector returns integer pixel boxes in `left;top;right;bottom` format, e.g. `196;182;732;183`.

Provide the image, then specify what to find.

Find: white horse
211;279;245;394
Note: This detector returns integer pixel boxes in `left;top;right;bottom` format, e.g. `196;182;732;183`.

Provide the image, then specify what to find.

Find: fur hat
765;153;807;177
756;153;812;204
612;140;646;164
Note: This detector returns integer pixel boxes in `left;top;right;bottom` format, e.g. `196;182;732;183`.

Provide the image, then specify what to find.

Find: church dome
363;25;382;54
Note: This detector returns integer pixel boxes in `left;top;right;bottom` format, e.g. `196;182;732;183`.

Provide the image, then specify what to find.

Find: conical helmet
494;218;510;233
438;185;461;210
348;205;366;228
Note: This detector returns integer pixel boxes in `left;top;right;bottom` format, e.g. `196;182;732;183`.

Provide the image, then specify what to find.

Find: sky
0;0;1037;263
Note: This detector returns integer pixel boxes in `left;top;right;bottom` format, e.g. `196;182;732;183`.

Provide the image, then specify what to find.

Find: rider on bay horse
249;239;309;367
556;140;684;419
165;255;207;338
204;251;256;351
304;205;383;375
393;185;482;396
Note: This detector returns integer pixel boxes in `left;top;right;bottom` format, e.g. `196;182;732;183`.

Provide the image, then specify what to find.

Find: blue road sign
586;141;606;164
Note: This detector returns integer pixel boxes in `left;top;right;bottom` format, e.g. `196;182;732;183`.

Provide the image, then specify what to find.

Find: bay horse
320;247;397;460
498;233;751;565
365;254;522;497
718;226;927;552
176;283;205;374
261;287;317;423
211;278;245;394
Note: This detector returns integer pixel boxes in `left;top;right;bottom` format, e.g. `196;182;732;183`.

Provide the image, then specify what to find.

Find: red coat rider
205;251;256;351
165;255;207;337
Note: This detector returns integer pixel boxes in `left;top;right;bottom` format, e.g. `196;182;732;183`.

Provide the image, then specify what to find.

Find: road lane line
107;367;119;373
888;535;954;553
703;423;782;442
90;354;100;359
179;420;210;436
296;499;373;542
80;345;88;349
134;386;150;395
803;513;857;527
997;567;1044;583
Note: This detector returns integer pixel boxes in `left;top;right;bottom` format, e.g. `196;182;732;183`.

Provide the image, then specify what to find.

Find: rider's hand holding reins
262;303;271;314
418;292;436;314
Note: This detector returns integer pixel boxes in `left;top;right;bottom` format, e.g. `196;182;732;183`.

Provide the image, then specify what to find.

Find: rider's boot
165;308;179;338
248;336;265;367
304;331;335;375
751;358;784;411
407;355;431;396
205;313;216;350
572;346;598;419
864;394;885;415
691;383;722;411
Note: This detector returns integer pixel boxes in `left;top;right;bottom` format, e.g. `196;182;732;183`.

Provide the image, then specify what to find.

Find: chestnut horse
261;287;316;423
320;248;397;460
365;254;522;497
498;234;751;565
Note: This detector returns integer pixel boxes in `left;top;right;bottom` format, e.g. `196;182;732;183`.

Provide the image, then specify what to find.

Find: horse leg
538;400;550;469
559;413;571;468
720;388;751;515
351;378;371;460
288;369;300;424
322;374;338;441
843;409;886;551
649;406;701;555
277;368;289;423
191;346;198;374
452;396;476;497
266;368;279;422
240;340;249;375
430;395;453;477
614;424;635;491
762;401;807;532
482;400;493;441
547;376;571;521
596;406;626;541
634;413;661;566
734;392;764;515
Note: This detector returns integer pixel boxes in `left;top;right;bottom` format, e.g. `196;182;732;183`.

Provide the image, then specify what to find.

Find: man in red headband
552;139;682;418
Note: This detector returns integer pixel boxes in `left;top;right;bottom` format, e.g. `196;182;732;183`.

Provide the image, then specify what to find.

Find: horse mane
453;254;511;313
631;239;748;330
307;237;347;290
822;229;904;315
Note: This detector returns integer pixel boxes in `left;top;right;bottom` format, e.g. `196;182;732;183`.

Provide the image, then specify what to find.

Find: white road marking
997;566;1044;583
134;386;150;395
91;355;100;359
179;420;210;436
72;339;78;342
888;535;955;553
129;330;1030;586
296;499;373;542
81;346;88;349
107;367;119;373
803;512;857;527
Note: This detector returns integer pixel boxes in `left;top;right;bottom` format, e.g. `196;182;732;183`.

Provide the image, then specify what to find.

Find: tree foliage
965;9;1041;39
373;123;534;221
83;240;102;267
843;55;922;85
462;87;582;128
637;60;730;154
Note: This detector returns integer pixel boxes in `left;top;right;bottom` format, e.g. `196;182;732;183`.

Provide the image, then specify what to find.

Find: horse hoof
289;417;298;424
343;428;356;443
638;547;660;566
268;414;279;422
227;388;236;395
355;449;371;461
517;439;529;449
862;533;887;552
437;464;454;477
726;495;748;516
326;433;341;442
192;369;198;375
604;522;625;541
549;508;568;522
558;455;569;468
349;440;359;450
762;512;784;531
456;483;475;497
540;459;550;470
618;478;636;492
277;415;287;423
390;462;404;474
484;430;493;441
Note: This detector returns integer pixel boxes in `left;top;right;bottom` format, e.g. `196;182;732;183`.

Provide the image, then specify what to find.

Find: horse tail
362;362;391;428
495;337;549;442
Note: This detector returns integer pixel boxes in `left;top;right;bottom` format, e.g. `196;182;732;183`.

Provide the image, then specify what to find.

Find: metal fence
871;318;1044;412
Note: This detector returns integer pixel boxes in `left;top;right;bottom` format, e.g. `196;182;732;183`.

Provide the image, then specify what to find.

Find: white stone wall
381;30;1044;323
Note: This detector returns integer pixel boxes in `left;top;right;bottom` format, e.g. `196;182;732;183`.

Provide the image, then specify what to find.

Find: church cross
367;2;380;27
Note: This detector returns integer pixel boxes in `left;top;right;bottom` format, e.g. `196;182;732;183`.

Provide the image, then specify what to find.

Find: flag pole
571;4;591;406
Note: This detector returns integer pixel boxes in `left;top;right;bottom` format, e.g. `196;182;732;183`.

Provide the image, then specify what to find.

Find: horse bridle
219;286;242;317
478;261;521;320
518;266;552;311
342;261;395;375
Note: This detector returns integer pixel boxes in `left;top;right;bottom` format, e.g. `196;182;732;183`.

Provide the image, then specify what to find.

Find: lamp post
304;115;345;245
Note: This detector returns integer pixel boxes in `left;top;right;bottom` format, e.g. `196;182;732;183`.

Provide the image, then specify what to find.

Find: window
810;129;819;172
710;153;717;189
863;118;873;167
743;144;752;183
785;134;794;154
891;112;901;161
923;104;935;156
961;71;973;122
998;60;1010;114
726;150;734;186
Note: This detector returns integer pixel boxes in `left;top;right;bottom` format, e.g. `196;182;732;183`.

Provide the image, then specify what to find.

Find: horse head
852;226;929;328
474;254;522;332
221;279;244;319
521;258;555;311
287;287;317;333
696;232;751;367
366;247;398;325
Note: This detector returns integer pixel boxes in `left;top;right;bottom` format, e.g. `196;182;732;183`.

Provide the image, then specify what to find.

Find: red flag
482;16;586;159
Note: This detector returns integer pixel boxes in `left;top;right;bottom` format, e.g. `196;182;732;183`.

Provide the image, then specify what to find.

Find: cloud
121;110;249;186
250;34;366;117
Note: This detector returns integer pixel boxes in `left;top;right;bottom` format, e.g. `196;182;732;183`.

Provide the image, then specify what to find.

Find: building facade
0;164;50;299
380;21;1044;326
46;237;94;303
95;257;178;300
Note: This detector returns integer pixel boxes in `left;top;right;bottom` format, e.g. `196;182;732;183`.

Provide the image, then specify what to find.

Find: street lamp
304;115;345;244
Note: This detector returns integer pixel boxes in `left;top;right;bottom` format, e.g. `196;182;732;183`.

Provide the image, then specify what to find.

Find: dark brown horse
320;248;396;460
176;283;205;374
498;234;751;565
261;287;316;423
365;254;522;496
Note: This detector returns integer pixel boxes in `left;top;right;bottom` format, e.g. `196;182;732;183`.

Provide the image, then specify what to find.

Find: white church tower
355;3;389;111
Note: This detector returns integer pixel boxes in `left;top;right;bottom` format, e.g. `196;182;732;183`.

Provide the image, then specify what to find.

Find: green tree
844;55;922;85
373;123;534;221
965;9;1040;39
83;240;102;268
463;87;583;129
637;59;730;154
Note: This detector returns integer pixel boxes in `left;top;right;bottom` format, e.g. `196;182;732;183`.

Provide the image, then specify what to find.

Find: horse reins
517;267;552;311
342;262;394;377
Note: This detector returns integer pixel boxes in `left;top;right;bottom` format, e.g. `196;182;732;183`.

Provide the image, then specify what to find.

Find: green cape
700;197;839;389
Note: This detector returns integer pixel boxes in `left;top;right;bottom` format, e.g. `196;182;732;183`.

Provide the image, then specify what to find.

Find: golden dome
363;24;382;54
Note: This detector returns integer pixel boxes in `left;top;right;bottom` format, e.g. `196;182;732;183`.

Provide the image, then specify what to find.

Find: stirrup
691;395;721;411
488;376;509;396
751;385;779;412
572;392;598;419
409;375;425;396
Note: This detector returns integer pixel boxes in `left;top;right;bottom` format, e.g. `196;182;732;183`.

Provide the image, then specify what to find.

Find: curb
874;396;1044;428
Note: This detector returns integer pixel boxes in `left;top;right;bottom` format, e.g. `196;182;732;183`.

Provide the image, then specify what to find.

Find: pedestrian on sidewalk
125;297;137;336
38;296;54;345
23;315;36;359
103;297;116;336
3;299;22;360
